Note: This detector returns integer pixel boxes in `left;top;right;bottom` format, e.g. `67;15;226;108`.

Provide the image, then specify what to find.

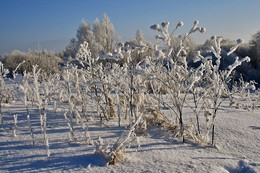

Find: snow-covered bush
4;49;62;75
228;80;259;111
149;20;252;146
0;61;12;124
198;36;251;145
65;14;118;59
150;20;206;143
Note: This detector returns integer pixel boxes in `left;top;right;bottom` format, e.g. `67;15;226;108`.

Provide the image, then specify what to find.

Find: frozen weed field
1;13;260;173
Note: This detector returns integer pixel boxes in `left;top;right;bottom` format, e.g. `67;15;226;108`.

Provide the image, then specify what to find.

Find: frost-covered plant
31;65;54;155
31;65;47;143
72;41;112;122
63;110;76;141
94;113;142;165
186;65;208;135
83;40;149;125
201;36;251;146
17;71;35;145
41;74;60;146
13;114;18;137
151;20;205;63
229;80;258;111
61;69;79;140
150;20;206;142
60;65;93;143
0;61;9;124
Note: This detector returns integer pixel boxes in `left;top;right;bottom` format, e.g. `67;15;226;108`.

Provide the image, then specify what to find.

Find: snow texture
0;96;259;173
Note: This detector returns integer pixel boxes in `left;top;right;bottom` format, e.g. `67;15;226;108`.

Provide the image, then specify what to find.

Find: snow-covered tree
76;20;92;46
66;14;117;61
95;14;117;53
64;38;78;58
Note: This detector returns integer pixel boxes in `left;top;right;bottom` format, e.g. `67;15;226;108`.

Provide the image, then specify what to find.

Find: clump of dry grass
94;114;143;165
107;96;117;118
139;107;206;145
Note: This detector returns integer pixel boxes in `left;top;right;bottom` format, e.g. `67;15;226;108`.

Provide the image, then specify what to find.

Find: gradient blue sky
0;0;260;54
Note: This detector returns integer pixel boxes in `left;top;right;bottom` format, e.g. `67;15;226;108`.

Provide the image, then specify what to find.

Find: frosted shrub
150;20;206;142
32;65;44;134
0;61;11;124
229;80;259;111
148;19;253;146
4;50;62;75
200;36;251;145
94;114;142;165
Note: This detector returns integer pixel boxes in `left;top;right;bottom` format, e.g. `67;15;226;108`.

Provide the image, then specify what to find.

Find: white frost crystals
0;17;258;170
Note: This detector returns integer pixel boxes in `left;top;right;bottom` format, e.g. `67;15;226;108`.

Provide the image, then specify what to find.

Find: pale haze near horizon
0;0;260;54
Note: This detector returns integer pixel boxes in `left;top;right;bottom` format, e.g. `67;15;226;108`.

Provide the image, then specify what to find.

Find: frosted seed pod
177;21;184;28
200;27;206;33
211;36;216;40
161;22;169;29
150;24;160;30
194;20;199;26
236;38;244;44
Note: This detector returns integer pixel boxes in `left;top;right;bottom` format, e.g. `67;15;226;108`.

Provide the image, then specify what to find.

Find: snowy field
0;97;259;173
1;19;260;173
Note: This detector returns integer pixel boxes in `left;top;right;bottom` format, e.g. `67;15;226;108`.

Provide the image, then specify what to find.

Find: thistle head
176;21;184;28
199;27;206;33
161;22;170;30
211;36;216;41
150;24;160;31
194;20;199;26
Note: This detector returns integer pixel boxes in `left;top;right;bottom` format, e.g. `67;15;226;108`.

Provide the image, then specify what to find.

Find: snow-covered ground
0;98;259;173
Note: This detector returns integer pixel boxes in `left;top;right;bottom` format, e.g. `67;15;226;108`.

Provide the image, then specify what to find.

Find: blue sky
0;0;260;54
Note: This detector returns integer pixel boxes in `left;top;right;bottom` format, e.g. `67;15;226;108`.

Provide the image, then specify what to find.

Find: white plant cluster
228;80;259;111
0;61;12;124
0;20;259;164
148;20;257;146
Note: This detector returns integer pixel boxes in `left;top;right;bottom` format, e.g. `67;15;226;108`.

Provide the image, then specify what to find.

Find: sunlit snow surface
0;96;259;173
